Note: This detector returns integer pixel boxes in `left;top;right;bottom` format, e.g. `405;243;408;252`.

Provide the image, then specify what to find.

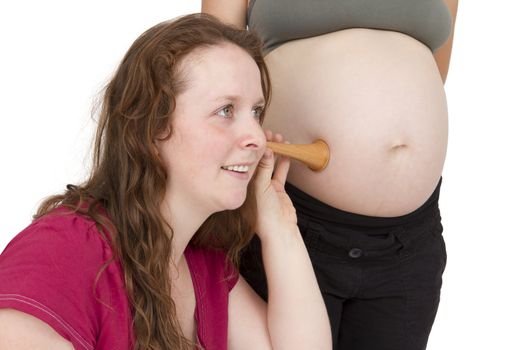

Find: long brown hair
35;13;270;350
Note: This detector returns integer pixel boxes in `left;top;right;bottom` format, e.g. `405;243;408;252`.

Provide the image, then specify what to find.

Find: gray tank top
247;0;451;54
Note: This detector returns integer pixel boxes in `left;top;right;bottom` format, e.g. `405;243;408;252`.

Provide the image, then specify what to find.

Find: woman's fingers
265;129;273;142
264;131;289;188
254;147;275;191
272;143;291;187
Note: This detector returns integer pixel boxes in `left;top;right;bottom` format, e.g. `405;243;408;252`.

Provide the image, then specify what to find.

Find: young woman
0;14;331;350
202;1;458;349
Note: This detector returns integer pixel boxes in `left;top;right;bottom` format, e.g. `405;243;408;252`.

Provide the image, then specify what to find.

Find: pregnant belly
262;28;448;217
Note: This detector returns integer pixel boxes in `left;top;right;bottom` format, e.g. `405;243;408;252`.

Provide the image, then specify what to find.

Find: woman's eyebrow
213;95;265;105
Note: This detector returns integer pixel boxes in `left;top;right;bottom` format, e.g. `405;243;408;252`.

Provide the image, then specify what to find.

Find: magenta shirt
0;209;238;349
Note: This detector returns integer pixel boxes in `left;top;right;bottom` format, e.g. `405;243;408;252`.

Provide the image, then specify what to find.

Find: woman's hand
253;130;298;243
250;131;332;350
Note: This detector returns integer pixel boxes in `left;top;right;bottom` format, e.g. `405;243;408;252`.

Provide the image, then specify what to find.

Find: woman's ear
154;124;172;158
156;124;172;142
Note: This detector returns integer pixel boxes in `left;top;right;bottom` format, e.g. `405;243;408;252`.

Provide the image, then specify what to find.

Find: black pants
240;178;447;350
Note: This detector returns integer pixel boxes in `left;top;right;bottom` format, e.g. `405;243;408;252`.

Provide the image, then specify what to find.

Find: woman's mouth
221;165;249;173
220;164;252;180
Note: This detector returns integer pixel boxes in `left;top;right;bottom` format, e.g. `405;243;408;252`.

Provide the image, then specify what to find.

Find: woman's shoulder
0;207;120;297
0;207;131;350
3;207;113;259
0;206;118;291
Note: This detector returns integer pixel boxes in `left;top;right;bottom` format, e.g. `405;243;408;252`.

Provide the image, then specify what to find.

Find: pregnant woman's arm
434;0;459;83
201;0;248;29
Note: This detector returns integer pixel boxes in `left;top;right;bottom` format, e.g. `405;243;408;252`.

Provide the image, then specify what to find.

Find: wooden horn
266;139;330;172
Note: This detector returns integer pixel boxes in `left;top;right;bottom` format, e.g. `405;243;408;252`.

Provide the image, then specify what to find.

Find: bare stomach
263;28;448;217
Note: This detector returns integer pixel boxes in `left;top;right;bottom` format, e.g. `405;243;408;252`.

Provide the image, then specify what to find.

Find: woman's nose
239;116;266;150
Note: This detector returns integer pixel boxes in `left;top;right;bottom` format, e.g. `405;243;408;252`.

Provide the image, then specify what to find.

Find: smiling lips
221;164;249;173
220;163;255;180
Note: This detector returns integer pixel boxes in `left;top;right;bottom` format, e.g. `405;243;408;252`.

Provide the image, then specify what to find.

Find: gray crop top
247;0;452;54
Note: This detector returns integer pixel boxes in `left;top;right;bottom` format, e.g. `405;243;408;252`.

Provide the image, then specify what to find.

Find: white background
1;1;524;349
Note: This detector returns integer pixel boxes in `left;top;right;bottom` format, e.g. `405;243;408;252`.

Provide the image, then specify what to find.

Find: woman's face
158;43;267;214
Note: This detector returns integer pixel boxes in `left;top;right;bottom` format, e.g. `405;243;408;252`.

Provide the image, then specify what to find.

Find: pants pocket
395;222;446;349
297;217;321;260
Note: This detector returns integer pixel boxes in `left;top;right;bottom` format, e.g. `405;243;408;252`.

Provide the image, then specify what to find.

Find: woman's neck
160;195;211;267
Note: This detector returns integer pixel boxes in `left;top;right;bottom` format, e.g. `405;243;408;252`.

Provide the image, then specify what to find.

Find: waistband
285;177;442;231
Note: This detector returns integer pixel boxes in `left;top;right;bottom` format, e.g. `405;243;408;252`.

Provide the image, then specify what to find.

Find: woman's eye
252;106;264;119
217;104;234;118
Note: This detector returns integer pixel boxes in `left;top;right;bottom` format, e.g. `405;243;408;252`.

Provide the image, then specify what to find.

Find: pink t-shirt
0;208;239;349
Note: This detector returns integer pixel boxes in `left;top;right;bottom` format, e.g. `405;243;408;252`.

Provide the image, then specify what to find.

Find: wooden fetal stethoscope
266;139;330;171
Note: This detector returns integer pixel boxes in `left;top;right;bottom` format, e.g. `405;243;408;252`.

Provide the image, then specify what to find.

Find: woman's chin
219;192;247;211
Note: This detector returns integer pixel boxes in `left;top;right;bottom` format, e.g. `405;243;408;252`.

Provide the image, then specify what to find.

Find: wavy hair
35;13;270;350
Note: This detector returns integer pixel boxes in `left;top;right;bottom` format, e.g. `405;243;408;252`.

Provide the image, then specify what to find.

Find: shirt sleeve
0;212;117;350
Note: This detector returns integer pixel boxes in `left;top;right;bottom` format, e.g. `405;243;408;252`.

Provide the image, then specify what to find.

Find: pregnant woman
203;1;458;349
